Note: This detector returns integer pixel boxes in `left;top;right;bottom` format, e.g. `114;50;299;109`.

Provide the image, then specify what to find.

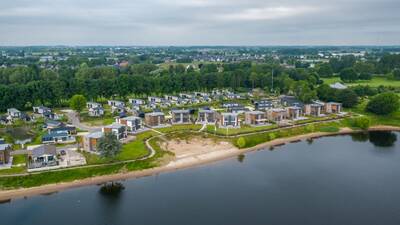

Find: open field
322;76;400;87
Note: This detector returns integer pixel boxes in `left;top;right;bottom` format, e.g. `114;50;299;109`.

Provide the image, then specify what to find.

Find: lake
1;131;400;225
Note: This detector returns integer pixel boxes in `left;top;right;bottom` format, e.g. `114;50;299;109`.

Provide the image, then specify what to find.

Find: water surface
1;131;400;225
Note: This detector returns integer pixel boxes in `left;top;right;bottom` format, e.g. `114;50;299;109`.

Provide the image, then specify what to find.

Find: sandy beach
0;126;399;201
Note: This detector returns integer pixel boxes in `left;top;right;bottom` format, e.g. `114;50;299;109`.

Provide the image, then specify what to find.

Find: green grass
322;76;400;87
0;167;26;176
206;124;278;136
0;160;154;189
155;124;202;133
346;100;400;127
80;112;115;126
12;155;26;165
83;131;157;165
233;121;345;149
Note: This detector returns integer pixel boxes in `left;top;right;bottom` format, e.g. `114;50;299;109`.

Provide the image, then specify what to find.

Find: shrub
318;126;340;133
351;117;371;130
305;124;315;132
236;137;247;148
366;93;400;115
268;133;276;140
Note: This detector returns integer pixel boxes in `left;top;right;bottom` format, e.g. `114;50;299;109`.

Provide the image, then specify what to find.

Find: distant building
197;109;217;124
28;145;58;169
33;106;51;115
286;106;303;120
42;126;76;144
280;96;303;107
145;112;165;127
245;111;267;126
116;116;143;133
7;108;21;119
253;100;273;111
325;102;342;114
220;113;240;128
171;109;191;124
0;144;11;165
330;82;347;90
88;106;104;117
129;99;145;105
87;102;104;117
82;131;104;152
87;102;102;109
267;108;287;122
107;100;125;108
102;123;127;140
304;103;324;117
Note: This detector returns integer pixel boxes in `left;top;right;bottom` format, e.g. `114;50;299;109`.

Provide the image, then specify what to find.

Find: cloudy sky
0;0;399;45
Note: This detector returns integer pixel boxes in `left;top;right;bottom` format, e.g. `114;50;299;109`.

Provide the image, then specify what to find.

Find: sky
0;0;399;46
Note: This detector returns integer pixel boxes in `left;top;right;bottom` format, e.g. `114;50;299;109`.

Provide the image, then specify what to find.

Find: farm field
322;76;400;87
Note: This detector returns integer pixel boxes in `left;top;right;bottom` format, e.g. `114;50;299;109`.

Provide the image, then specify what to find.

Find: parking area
57;148;86;167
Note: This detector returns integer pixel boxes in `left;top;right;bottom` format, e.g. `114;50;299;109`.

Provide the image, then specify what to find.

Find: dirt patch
163;137;237;159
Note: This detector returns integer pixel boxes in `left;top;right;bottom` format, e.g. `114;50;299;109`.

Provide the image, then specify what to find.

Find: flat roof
86;131;104;139
0;144;11;151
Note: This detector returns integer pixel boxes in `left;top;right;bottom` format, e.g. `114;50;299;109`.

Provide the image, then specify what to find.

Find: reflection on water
369;131;397;147
351;132;370;142
99;182;125;198
350;131;397;147
237;154;245;163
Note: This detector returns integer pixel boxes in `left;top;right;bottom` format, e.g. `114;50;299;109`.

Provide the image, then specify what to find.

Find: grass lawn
0;167;26;176
83;131;158;165
155;124;202;133
80;112;115;126
233;120;346;149
206;124;278;136
348;100;400;127
12;155;26;165
322;76;400;87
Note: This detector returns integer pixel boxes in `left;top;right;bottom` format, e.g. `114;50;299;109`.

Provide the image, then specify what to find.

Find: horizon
1;0;399;46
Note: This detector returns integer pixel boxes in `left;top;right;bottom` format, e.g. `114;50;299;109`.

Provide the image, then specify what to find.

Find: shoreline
0;125;399;201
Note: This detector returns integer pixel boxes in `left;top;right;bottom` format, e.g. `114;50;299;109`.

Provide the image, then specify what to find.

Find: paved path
63;110;102;132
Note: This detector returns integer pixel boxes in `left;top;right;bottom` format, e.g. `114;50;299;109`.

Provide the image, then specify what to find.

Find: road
62;110;102;132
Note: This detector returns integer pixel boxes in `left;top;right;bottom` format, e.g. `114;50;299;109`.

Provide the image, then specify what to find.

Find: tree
366;92;400;115
69;94;87;112
336;89;359;108
340;68;358;82
317;63;334;77
317;84;337;102
358;72;372;80
97;132;122;158
393;69;400;80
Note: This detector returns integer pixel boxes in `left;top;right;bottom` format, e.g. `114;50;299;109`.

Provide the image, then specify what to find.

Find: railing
28;161;58;169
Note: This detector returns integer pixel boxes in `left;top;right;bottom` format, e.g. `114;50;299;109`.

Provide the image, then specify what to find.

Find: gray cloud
0;0;399;45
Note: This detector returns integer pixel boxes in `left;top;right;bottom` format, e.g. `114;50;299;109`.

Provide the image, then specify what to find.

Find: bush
305;124;315;132
236;137;246;148
351;117;371;130
366;93;400;115
268;133;276;140
318;126;340;133
337;89;359;108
